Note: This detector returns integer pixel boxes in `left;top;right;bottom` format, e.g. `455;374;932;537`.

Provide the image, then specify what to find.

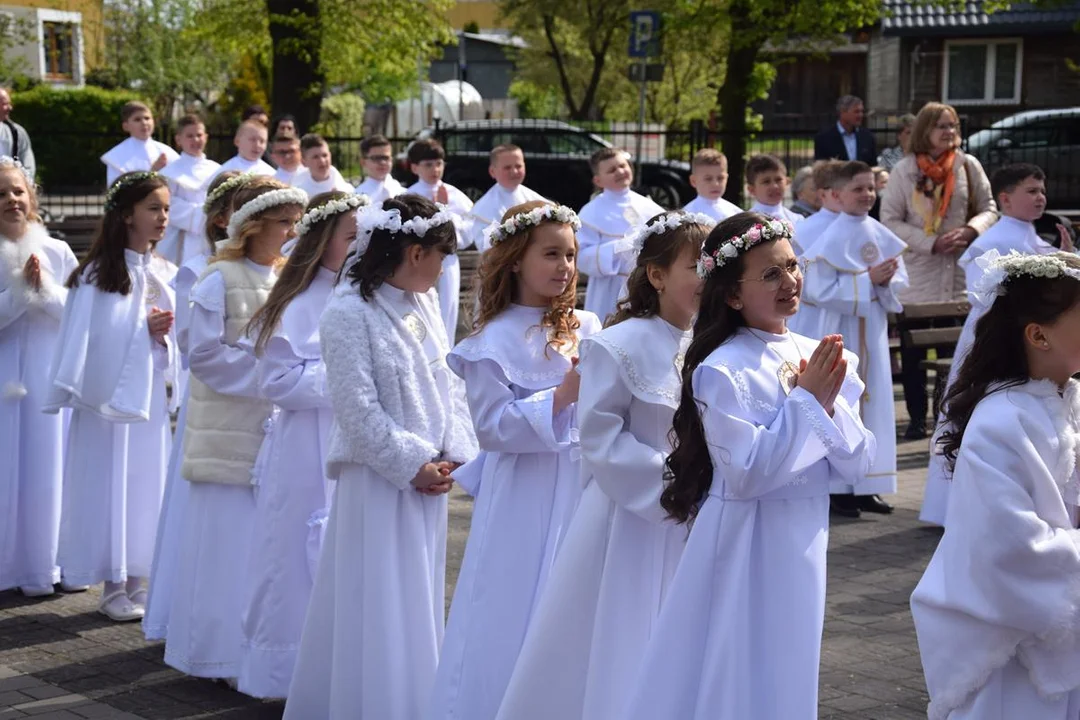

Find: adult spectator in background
272;114;297;138
789;166;819;217
877;113;916;171
880;101;997;439
0;88;35;180
242;105;270;127
814;95;877;165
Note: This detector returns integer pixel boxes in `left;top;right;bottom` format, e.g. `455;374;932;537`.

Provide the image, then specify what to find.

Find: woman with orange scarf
880;102;997;439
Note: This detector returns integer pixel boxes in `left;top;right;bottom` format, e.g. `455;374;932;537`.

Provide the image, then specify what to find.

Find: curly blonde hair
470;199;581;355
212;176;302;266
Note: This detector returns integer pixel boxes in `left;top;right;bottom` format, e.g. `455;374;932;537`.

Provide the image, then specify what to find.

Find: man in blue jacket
814;95;877;166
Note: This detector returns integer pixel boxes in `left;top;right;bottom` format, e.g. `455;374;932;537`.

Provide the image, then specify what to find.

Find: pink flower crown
696;219;795;279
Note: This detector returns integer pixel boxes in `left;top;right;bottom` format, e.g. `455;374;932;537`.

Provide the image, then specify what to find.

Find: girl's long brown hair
246;191;353;355
67;172;168;294
660;212;772;524
471;200;580;354
609;211;709;327
202;170;242;251
937;252;1080;473
212;177;301;266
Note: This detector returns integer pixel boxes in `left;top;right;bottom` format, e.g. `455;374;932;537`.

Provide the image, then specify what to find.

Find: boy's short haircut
490;144;522;165
121;101;151;122
745;154;787;185
791;166;814;196
589;147;626;175
832;160;873;187
407;138;446;165
991;163;1046;200
360;134;391;156
273;134;300;147
242;104;268;122
236;120;268;140
691;148;728;172
300;133;328;153
811;159;846;191
176;113;204;132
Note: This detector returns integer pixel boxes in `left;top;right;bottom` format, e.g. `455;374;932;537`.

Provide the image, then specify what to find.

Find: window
43;21;75;80
943;39;1022;105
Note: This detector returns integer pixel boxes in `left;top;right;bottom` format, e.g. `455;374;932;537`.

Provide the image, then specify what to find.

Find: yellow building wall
445;0;504;30
9;0;103;68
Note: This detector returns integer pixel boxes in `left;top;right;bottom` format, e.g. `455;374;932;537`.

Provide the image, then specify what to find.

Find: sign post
628;11;661;182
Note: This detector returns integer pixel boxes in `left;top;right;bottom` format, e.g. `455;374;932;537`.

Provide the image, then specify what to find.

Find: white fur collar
0;223;60;300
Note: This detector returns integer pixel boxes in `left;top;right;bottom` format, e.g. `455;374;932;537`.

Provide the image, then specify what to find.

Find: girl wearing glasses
623;212;875;720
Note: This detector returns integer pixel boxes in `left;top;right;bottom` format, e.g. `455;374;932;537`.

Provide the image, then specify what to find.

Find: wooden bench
45;217;99;256
896;301;971;418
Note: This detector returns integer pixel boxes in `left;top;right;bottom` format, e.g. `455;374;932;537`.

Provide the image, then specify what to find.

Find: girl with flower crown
142;169;252;641
163;177;307;681
495;211;712;720
427;200;602;720
284;194;476;720
621;211;875;720
0;157;78;597
236;190;368;698
912;251;1080;720
45;171;178;622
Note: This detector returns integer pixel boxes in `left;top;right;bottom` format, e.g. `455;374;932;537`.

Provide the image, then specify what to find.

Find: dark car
393;119;693;210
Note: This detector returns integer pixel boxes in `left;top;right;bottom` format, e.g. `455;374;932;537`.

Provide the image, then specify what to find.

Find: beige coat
880;152;997;303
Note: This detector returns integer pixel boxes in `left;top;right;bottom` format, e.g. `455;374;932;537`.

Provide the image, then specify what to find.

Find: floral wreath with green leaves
104;171;158;212
295;193;371;238
696;219;795;279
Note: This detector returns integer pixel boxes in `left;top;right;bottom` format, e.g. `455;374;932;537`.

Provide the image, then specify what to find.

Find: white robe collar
469;183;544;225
583;315;691;408
273;166;306;186
791;208;839;257
217;155;275;177
960;215;1052;270
158;152;220;192
682;194;742;222
749;201;801;225
407;179;473;214
355;175;405;205
578;188;663;237
100;137;179;174
809;213;907;271
295;167;352;197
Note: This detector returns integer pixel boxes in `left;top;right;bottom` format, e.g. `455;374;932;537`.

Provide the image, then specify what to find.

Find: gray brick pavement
2;408;939;719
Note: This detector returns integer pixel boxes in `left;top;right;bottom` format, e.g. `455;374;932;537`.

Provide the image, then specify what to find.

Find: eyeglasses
934;122;959;132
738;261;801;292
365;154;392;163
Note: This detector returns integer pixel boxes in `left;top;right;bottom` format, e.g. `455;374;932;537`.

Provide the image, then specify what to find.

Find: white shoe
127;588;148;609
98;590;145;622
19;585;55;598
59;580;90;593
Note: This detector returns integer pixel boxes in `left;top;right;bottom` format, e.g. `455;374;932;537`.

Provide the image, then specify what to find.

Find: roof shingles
881;0;1080;36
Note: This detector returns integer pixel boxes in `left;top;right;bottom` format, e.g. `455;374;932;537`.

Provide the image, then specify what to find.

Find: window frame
36;9;84;86
942;37;1023;106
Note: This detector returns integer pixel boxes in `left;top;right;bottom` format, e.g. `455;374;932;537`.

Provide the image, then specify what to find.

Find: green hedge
13;86;150;189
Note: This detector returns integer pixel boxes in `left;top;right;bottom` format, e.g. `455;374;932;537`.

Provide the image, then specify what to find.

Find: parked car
965;108;1080;209
392;119;693;210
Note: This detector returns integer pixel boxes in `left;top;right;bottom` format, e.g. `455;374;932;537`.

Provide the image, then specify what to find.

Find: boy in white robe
920;163;1073;526
577;147;663;322
101;101;178;187
354;134;405;204
682;148;742;222
787;160;845;339
406;138;474;340
157;114;220;267
215;121;275;178
803;160;907;518
270;134;307;186
746;154;803;225
294;133;352;197
465;144;544;252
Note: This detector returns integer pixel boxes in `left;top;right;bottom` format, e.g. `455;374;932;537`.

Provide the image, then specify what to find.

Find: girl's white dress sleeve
258;335;329;411
459;360;572;453
577;225;629;279
187;272;260;398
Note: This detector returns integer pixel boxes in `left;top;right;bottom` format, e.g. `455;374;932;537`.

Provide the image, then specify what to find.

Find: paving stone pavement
1;402;940;719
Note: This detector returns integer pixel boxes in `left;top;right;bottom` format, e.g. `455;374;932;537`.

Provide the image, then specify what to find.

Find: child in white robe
682;148;742;222
215;121;275;178
293;133;353;197
163;179;307;679
428;200;601;720
142;170;253;640
0;158;78;596
746;154;803;225
495;211;713;720
465;144;544;252
577;147;663;323
786;160;844;340
45;171;178;622
921;163;1074;526
101;102;178;187
406;138;474;340
237;191;369;699
284;195;477;720
354;134;405;205
911;250;1080;720
623;212;874;720
802;161;907;518
157;114;220;267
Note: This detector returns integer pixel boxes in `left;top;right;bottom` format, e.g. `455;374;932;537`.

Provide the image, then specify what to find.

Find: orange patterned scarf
914;150;957;235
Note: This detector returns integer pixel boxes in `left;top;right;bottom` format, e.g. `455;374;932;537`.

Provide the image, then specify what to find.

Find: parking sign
629;11;661;58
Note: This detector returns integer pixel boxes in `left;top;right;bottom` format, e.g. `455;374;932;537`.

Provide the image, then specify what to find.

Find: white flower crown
625;211;716;253
483;204;581;248
295;193;370;238
696;219;795;279
0;156;33;185
203;172;256;213
226;187;309;238
972;249;1080;303
354;203;456;256
105;171;158;211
